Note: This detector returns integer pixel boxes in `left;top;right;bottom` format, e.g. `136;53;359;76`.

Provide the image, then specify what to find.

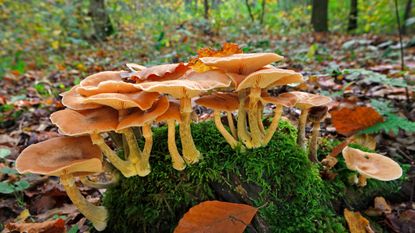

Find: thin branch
245;0;255;22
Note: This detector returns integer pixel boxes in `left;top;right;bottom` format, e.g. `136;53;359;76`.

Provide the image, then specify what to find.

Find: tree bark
403;0;413;34
204;0;209;19
260;0;266;24
245;0;255;22
311;0;329;32
347;0;358;31
89;0;114;40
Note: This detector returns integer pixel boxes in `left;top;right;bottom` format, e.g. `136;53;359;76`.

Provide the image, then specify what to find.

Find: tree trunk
245;0;255;22
403;0;413;34
203;0;209;19
311;0;329;32
347;0;358;31
260;0;266;24
89;0;114;40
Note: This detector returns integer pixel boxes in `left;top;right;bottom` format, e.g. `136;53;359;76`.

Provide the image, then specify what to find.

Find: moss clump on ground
103;120;348;233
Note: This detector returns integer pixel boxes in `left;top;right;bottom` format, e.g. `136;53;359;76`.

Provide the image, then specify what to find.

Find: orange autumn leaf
6;218;66;233
344;209;374;233
330;106;383;136
174;201;257;233
189;43;243;72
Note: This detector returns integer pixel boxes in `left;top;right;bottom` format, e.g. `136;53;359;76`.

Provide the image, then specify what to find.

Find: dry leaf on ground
330;107;383;136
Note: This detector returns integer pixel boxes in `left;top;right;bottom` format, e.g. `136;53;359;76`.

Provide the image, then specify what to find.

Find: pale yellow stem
297;108;310;150
263;105;283;145
309;120;320;163
357;175;368;187
137;123;153;176
237;90;253;148
257;103;265;135
248;87;262;148
90;133;136;177
118;128;150;177
214;111;239;149
226;111;237;139
60;175;108;231
167;120;186;171
180;97;201;164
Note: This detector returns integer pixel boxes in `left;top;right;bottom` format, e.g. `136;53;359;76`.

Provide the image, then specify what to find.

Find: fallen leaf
330;106;384;136
5;218;66;233
365;196;392;216
174;201;257;233
344;208;374;233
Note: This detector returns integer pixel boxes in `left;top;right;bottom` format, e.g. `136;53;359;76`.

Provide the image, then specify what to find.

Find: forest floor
1;32;415;232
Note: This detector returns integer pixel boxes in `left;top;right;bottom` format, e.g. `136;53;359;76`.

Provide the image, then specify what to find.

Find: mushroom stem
357;175;368;187
248;87;263;148
226;111;237;139
179;97;201;164
167;120;186;170
257;102;265;135
118;128;150;177
263;104;283;145
137;123;153;176
90;133;136;177
309;120;321;163
60;175;108;231
214;111;239;149
237;90;253;148
297;108;310;150
80;175;119;189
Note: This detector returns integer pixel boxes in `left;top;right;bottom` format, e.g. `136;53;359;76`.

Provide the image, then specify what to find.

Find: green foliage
0;148;11;159
0;180;29;194
343;69;408;88
103;120;346;233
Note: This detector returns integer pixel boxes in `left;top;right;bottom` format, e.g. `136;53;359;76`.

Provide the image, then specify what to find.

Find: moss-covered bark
102;121;409;233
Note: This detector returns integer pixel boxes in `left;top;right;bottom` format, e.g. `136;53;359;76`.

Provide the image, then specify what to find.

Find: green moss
103;120;347;233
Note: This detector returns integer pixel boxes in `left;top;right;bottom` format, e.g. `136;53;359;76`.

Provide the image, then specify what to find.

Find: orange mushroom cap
82;91;160;110
77;71;139;96
61;86;102;110
289;91;332;109
342;146;403;181
199;53;284;75
134;63;189;83
117;96;170;130
261;92;298;107
135;70;232;98
50;107;119;136
16;136;102;176
235;68;303;91
156;101;182;123
195;92;239;112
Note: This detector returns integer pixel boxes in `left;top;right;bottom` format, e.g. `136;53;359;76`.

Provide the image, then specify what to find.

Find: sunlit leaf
330;107;384;136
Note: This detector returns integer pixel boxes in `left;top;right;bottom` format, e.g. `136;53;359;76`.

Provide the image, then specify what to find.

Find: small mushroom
289;92;332;150
342;146;403;187
195;92;240;149
77;71;139;96
155;101;186;171
307;106;329;163
16;136;108;231
135;70;232;164
50;107;136;177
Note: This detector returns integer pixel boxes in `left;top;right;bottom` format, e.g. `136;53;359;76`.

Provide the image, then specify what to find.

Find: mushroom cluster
15;44;337;231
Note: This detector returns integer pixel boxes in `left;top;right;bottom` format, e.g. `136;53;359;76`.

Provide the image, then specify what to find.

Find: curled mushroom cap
78;71;139;96
134;63;189;83
342;146;403;181
82;91;160;110
16;136;102;176
195;93;239;112
235;68;303;91
50;107;119;136
199;53;284;75
135;70;232;98
117;96;170;130
61;86;102;110
261;92;298;107
156;101;182;123
289;91;332;109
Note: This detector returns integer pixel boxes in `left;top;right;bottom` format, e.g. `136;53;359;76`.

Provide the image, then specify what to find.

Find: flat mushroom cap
261;92;298;107
134;63;188;83
77;71;139;96
16;136;103;176
342;146;403;181
117;96;169;130
82;91;160;110
61;86;102;110
199;53;284;75
236;68;303;91
50;107;119;136
156;101;182;123
135;70;232;98
289;91;332;109
195;93;239;112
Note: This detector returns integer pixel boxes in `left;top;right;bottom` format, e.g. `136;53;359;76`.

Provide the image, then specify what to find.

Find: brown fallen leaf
330;106;383;136
365;196;392;216
5;218;66;233
344;208;374;233
174;201;257;233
